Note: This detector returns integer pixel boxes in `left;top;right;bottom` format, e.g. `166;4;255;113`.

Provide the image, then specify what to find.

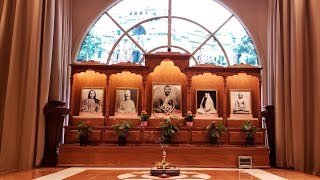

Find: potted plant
111;121;133;146
160;118;180;144
205;121;227;144
139;111;150;126
184;111;195;127
241;120;258;145
77;121;93;146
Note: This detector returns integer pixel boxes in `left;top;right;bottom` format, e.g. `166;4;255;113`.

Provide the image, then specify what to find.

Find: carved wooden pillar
223;77;228;125
69;74;74;120
42;101;69;167
142;77;147;112
262;105;275;167
258;78;262;127
186;77;192;112
105;76;110;125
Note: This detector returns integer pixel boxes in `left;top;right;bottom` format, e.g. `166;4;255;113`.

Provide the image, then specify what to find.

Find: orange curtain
268;0;320;175
0;0;71;174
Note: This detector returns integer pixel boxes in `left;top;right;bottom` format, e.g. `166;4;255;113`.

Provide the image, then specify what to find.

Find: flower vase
186;122;193;127
79;134;89;146
141;121;148;127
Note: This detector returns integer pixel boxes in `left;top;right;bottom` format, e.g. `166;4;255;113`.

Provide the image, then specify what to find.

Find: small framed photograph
80;87;104;116
152;83;182;115
196;89;218;116
115;87;139;116
230;89;252;117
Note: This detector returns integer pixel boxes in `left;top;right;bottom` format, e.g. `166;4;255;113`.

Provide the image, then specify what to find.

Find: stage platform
58;144;270;168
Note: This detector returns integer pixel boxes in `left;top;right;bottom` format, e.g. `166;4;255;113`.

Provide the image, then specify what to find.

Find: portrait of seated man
80;89;103;114
232;92;250;114
116;89;137;113
197;92;217;114
153;85;181;114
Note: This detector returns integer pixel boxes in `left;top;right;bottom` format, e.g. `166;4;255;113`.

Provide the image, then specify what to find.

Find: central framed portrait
152;83;182;116
115;87;139;116
196;89;218;117
79;87;104;117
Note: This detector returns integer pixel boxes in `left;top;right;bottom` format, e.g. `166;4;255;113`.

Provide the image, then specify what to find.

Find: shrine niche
191;73;224;120
147;60;187;117
60;52;269;168
109;71;143;118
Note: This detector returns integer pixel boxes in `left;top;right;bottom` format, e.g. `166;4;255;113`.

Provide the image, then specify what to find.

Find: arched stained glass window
77;0;259;66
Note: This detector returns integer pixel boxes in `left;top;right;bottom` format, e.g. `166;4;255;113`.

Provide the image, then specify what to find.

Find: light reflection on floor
33;167;287;180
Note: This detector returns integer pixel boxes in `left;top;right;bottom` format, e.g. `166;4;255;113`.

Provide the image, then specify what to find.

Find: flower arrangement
77;121;93;146
205;121;227;144
140;111;150;122
184;111;195;122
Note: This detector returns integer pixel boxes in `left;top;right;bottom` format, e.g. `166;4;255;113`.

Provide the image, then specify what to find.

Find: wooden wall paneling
226;73;260;118
191;73;224;118
228;130;264;145
70;70;107;125
107;118;140;127
102;130;118;143
72;116;105;126
146;60;187;116
192;119;222;127
126;129;141;144
109;71;143;116
58;145;269;168
227;119;259;128
226;73;261;129
143;129;162;143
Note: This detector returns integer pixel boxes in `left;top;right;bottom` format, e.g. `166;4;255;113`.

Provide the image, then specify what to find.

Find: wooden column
223;77;228;125
186;77;192;112
42;101;69;167
105;76;110;125
142;77;147;112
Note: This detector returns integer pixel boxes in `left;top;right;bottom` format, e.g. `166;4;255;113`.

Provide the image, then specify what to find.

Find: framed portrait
79;87;104;116
229;89;252;117
196;89;218;117
115;87;139;116
152;83;182;115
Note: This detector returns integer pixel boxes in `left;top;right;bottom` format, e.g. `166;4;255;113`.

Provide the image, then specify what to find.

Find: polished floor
0;167;319;180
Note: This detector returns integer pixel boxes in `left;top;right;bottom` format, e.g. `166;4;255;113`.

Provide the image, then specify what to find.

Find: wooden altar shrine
58;52;269;168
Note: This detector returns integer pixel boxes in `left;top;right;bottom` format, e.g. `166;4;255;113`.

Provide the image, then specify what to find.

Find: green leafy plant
184;111;195;122
241;120;258;145
139;111;150;122
205;121;227;144
112;121;133;146
160;118;180;144
77;121;93;146
77;121;93;138
111;121;133;137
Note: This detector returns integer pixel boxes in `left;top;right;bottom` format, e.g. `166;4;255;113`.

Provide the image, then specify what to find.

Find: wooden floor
0;167;319;180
